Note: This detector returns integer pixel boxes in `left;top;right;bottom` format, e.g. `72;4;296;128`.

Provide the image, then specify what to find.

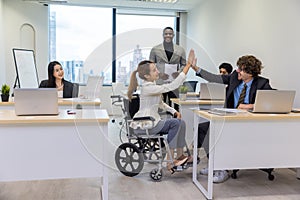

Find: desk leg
192;113;213;200
297;168;300;179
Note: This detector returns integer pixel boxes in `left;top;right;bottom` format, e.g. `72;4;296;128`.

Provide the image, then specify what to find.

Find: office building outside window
49;5;112;84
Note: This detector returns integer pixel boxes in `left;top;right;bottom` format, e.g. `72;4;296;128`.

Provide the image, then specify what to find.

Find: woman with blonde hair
127;49;195;171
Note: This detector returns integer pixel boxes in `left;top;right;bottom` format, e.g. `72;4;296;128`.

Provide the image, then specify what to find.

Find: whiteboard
12;48;39;88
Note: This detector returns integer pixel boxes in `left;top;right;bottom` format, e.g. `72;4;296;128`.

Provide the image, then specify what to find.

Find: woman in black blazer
39;61;78;98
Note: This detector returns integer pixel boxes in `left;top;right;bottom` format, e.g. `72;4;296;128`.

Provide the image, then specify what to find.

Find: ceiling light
130;0;178;4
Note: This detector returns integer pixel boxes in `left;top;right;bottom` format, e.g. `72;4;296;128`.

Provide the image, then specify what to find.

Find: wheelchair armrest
111;95;122;99
159;111;177;118
133;116;155;122
111;95;123;105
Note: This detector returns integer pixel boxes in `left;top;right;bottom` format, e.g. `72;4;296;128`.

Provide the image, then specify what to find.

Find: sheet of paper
208;108;248;116
164;63;178;82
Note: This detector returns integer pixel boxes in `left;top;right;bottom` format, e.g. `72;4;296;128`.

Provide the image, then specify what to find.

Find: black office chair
72;83;79;98
231;168;275;181
183;81;198;92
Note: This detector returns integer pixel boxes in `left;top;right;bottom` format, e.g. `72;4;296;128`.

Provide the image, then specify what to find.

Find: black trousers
197;121;210;158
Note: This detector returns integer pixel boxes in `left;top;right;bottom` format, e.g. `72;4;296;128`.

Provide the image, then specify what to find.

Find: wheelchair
111;95;193;181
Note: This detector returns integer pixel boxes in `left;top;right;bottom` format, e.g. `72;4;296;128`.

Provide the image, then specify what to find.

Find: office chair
72;83;79;98
183;81;198;92
231;168;275;181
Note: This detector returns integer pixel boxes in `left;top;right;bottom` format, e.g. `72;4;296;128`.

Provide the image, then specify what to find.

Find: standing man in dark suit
191;55;273;183
149;27;186;111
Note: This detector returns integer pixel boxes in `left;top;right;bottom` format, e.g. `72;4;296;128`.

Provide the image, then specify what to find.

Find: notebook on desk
249;90;296;114
14;88;59;116
199;83;226;100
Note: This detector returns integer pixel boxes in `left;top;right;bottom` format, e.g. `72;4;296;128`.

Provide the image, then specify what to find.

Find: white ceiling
39;0;204;11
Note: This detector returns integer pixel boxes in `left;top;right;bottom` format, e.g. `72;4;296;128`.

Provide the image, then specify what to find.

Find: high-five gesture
182;49;196;74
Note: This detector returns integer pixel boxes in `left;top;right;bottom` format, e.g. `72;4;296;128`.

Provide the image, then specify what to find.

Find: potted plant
178;85;188;101
1;84;10;102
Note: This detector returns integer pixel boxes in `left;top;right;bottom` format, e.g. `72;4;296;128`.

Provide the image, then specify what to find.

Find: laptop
14;88;59;116
250;90;296;114
84;75;104;99
199;83;226;100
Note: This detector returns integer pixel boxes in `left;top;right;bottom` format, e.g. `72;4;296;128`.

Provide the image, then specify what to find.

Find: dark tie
237;84;247;108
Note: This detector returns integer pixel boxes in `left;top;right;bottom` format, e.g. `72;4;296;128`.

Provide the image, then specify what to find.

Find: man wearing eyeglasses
149;27;186;111
191;55;273;183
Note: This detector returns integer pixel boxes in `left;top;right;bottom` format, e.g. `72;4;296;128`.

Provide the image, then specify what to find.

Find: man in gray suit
149;27;186;111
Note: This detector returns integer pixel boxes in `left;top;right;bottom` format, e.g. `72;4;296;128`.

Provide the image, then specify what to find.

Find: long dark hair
47;61;63;87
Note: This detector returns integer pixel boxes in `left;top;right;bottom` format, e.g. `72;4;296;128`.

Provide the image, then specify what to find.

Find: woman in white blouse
127;49;195;171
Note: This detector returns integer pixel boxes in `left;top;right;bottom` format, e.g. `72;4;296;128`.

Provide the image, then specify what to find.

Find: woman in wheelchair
127;49;195;172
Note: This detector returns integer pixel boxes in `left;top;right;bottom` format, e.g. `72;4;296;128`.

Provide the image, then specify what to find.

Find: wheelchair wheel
115;143;144;177
134;138;166;163
149;168;163;182
144;139;166;162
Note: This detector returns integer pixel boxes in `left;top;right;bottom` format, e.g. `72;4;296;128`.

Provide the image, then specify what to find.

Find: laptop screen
251;90;296;113
84;75;104;99
199;83;226;100
14;88;59;116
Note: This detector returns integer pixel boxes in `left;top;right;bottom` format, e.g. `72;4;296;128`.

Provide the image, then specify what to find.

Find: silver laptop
84;75;104;99
199;83;226;100
250;90;296;114
14;88;59;116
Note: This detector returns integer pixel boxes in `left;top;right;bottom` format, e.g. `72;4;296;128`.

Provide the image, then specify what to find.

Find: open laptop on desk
249;90;296;114
199;83;226;100
83;75;104;99
14;88;59;116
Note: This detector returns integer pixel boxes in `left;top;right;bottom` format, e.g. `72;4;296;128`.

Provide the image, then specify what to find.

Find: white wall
187;0;300;107
0;0;5;86
2;0;48;89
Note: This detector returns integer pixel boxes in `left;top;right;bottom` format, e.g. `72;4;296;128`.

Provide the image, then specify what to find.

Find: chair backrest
72;83;79;97
123;94;140;119
183;81;198;92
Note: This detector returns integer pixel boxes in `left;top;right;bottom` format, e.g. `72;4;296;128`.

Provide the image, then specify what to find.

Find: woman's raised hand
187;49;195;66
191;58;199;72
182;49;195;74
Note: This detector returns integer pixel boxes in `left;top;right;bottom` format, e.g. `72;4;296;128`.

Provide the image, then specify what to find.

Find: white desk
171;98;224;145
192;110;300;199
0;109;109;200
0;98;101;110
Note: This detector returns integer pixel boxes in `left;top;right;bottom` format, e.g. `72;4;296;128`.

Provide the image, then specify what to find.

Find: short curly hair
236;55;263;77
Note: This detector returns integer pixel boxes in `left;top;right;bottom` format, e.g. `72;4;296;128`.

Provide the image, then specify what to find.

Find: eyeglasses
237;66;245;72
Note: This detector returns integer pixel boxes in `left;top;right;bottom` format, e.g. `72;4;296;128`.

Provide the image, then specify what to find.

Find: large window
115;14;175;85
49;5;112;84
49;6;176;85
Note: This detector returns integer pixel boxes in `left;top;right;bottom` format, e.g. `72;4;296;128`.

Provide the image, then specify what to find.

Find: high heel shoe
167;164;175;174
173;157;188;166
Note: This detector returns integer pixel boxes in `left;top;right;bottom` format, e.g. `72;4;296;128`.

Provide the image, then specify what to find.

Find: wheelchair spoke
115;143;144;177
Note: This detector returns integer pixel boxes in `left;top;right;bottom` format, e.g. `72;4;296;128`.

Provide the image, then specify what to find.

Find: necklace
56;84;64;90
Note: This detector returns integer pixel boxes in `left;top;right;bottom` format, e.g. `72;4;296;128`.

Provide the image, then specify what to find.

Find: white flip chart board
13;48;39;88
